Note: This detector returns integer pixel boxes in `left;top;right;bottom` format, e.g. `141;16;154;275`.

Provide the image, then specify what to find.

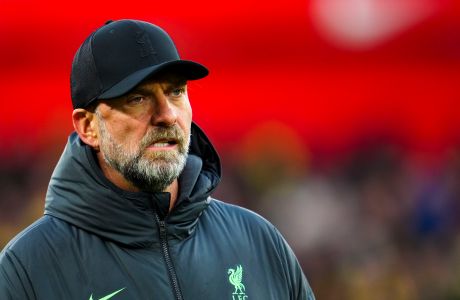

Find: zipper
154;212;184;300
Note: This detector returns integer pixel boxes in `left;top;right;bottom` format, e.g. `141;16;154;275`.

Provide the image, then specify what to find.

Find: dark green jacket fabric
0;123;315;300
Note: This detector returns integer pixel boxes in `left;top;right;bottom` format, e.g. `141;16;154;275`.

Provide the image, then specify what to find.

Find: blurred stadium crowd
1;124;459;300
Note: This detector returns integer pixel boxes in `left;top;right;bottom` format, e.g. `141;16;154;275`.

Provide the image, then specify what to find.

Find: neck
96;151;179;211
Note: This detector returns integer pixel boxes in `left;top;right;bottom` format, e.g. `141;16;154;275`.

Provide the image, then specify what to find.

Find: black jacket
0;123;315;300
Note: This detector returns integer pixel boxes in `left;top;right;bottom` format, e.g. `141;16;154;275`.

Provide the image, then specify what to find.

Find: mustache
139;125;187;149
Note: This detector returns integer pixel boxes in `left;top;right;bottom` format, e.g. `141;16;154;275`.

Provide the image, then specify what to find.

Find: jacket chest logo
88;287;125;300
228;265;248;299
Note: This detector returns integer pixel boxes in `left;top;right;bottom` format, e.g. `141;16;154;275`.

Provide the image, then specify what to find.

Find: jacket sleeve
272;227;316;300
0;249;35;300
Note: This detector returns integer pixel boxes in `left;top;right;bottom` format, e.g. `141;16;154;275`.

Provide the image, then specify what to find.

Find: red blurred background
1;0;460;299
1;0;459;158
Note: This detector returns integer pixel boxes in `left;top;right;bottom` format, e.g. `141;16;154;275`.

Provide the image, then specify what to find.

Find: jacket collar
44;123;220;247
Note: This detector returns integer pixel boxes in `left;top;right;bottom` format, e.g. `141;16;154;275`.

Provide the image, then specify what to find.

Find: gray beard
97;113;189;193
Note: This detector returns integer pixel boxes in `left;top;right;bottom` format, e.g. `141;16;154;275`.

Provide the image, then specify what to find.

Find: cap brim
98;60;208;100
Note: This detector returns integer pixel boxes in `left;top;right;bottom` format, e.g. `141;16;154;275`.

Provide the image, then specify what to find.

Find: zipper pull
155;212;167;236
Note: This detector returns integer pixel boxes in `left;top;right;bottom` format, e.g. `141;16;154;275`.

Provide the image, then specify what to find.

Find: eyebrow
164;78;187;86
129;87;154;96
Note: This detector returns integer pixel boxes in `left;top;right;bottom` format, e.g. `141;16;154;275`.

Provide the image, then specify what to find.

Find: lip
146;139;178;150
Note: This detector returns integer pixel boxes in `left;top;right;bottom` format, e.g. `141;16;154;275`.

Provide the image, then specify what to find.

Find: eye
169;87;186;98
126;95;145;105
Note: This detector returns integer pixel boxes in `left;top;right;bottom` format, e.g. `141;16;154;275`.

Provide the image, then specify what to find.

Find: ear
72;108;100;150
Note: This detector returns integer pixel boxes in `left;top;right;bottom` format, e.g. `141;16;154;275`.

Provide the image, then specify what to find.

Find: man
0;19;315;299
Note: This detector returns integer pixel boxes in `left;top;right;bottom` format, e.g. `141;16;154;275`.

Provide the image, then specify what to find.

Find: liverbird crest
228;265;248;299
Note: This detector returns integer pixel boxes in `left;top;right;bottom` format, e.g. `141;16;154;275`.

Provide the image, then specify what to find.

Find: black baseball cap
71;19;208;109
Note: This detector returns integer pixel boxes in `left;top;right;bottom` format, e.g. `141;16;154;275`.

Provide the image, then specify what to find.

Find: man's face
94;74;192;193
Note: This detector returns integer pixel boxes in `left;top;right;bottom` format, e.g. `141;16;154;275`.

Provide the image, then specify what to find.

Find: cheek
102;119;147;148
179;102;193;131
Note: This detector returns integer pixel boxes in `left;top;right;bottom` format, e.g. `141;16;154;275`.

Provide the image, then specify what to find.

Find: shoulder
207;198;275;228
0;215;69;291
1;215;74;261
203;198;283;243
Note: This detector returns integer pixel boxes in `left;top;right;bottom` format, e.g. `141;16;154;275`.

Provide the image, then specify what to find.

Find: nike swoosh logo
89;287;126;300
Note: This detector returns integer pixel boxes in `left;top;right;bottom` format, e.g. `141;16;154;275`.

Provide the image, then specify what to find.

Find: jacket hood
44;123;221;247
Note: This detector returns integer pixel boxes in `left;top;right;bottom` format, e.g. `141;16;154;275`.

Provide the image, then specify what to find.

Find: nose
151;93;177;127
